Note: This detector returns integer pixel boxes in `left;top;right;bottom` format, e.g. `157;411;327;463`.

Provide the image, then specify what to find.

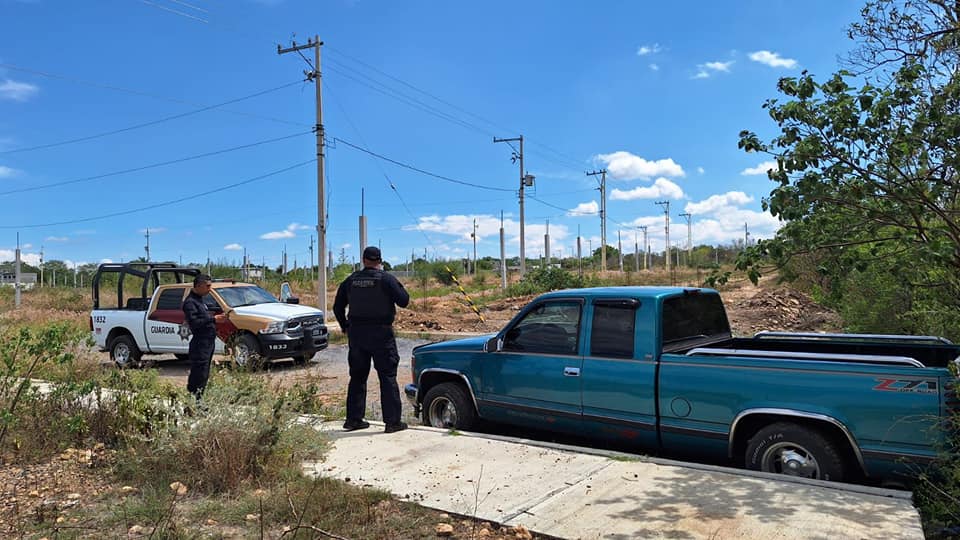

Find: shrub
506;267;592;297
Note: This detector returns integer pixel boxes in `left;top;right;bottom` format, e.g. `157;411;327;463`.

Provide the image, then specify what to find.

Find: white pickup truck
90;263;328;368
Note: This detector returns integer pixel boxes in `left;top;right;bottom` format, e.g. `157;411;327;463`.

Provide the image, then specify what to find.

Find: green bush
506;267;592;297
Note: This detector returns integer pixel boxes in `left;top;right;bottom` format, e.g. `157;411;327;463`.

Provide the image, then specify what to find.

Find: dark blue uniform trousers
186;331;216;397
346;324;402;426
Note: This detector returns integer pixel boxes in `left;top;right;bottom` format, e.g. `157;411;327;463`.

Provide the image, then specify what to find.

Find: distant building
0;271;38;290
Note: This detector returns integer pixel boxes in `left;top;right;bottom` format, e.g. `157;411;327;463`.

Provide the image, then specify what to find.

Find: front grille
286;316;325;337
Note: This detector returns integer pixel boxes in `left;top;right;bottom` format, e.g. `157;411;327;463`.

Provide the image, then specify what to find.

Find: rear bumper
259;325;329;359
404;384;420;416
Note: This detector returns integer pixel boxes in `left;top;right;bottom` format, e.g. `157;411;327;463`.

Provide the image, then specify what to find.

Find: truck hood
414;334;495;355
230;303;324;321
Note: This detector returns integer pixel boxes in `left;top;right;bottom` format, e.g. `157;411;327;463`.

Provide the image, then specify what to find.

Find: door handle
564;367;580;377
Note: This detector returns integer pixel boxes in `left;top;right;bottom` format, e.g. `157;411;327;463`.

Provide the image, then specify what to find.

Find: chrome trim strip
754;331;953;345
861;449;937;465
582;413;657;431
687;347;924;368
478;398;582;421
661;359;932;378
728;408;866;473
660;423;728;440
416;368;480;412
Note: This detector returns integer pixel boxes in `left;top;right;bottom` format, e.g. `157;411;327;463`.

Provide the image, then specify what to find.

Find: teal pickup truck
404;286;959;486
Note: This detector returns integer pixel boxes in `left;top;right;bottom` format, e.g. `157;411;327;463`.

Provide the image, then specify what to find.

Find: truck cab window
661;293;731;349
156;288;186;311
591;304;637;358
503;301;581;355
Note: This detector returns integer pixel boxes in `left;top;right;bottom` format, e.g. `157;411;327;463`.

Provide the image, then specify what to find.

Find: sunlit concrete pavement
304;421;922;540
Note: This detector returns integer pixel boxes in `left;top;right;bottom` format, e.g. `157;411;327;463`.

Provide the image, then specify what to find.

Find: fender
729;407;866;473
417;368;480;412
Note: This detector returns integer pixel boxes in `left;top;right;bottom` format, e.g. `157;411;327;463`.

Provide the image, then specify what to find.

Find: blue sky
0;0;866;270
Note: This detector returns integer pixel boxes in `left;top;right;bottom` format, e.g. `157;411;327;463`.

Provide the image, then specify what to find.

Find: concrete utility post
278;35;327;314
494;135;527;276
14;233;21;308
634;229;639;272
586;169;607;271
499;211;507;290
472;218;478;275
544;220;551;269
359;188;367;263
679;212;692;267
617;229;623;272
655;201;670;271
639;225;649;270
39;245;43;288
144;228;151;262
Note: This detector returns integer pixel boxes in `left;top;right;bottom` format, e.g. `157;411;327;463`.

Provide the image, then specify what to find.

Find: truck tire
292;353;313;365
745;422;846;481
174;354;190;362
422;382;476;431
231;333;263;370
110;335;142;369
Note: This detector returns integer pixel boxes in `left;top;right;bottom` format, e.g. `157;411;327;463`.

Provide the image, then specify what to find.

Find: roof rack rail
686;347;925;368
752;331;953;346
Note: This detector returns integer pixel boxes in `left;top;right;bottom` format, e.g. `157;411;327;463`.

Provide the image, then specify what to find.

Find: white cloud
100;258;113;264
704;61;733;72
0;250;41;266
260;222;307;240
45;236;68;242
611;178;684;201
649;63;660;71
749;50;798;69
684;192;753;215
568;201;599;217
697;167;705;175
224;243;243;251
594;151;685;180
637;44;661;56
0;165;19;178
741;160;778;176
0;79;39;102
693;60;734;79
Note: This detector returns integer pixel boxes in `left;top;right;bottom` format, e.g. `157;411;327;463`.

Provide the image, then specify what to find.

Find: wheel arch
106;327;138;350
417;368;479;412
729;408;866;477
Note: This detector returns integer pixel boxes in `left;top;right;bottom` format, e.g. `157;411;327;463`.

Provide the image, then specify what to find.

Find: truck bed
683;331;960;368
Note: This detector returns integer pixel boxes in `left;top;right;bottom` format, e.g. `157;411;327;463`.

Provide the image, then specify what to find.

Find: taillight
88;316;93;331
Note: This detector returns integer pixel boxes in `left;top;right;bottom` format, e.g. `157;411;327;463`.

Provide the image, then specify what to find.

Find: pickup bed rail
753;330;954;345
686;347;925;368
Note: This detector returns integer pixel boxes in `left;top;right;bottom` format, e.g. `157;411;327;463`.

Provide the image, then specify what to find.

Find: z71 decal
873;378;939;394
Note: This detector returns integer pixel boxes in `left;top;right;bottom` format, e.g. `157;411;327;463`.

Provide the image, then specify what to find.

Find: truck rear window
661;293;731;348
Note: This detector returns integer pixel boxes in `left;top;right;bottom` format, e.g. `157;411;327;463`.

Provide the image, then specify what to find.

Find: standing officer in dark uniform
333;246;410;433
182;274;225;398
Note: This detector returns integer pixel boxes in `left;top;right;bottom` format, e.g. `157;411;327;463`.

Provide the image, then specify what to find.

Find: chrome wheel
761;443;821;478
233;341;251;367
427;396;458;428
114;342;131;366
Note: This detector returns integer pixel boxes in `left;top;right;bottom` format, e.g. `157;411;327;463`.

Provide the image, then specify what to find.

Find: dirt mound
726;287;842;335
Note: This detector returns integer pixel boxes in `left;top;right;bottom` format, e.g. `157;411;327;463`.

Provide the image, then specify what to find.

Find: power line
331;136;514;192
139;0;209;23
0;159;315;229
0;80;305;155
0;63;307;127
0;130;311;196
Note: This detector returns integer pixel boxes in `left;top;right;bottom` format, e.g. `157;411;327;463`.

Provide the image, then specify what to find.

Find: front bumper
259;324;329;359
404;383;420;416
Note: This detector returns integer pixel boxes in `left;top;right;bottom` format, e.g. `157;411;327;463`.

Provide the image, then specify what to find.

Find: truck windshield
662;293;731;347
216;286;279;308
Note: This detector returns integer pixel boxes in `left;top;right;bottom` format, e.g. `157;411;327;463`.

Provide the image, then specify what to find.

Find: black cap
362;246;381;261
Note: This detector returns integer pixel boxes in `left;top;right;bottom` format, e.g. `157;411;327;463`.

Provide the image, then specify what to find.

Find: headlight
259;321;286;334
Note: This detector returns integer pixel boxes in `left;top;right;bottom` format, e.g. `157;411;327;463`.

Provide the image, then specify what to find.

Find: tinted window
662;293;731;347
591;304;637;358
504;301;581;355
216;286;278;307
203;295;221;310
157;288;186;310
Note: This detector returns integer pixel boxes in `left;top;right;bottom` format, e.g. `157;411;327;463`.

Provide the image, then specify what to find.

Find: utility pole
617;229;623;272
655;201;671;272
586;169;607;271
14;233;21;308
577;225;583;278
308;235;314;281
499;211;507;290
679;212;692;267
278;35;327;314
544;219;551;269
494;135;530;276
144;228;151;262
469;218;477;275
359;188;367;262
639;225;649;270
39;245;43;288
634;228;639;272
744;222;750;250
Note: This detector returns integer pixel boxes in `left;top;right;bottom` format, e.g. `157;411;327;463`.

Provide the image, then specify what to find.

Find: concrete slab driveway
304;421;923;540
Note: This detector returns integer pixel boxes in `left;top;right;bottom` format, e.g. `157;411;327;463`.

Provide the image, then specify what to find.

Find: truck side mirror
285;296;300;304
485;336;500;352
